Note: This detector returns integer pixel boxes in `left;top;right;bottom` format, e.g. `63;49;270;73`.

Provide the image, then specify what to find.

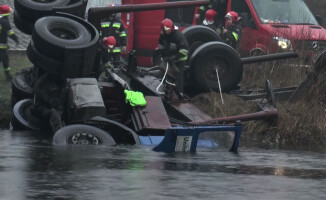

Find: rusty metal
241;52;298;64
187;108;278;125
88;0;209;29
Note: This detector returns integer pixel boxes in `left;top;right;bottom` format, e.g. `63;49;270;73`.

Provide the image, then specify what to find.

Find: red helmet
205;9;217;22
103;36;116;47
161;18;174;31
225;11;239;22
0;5;12;15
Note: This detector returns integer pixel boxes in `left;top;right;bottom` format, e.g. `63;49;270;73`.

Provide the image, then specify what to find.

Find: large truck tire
11;67;35;108
314;50;326;73
32;16;92;60
26;41;64;75
182;25;222;59
11;99;42;131
13;11;34;35
88;116;141;145
52;124;116;145
14;0;70;22
190;41;243;93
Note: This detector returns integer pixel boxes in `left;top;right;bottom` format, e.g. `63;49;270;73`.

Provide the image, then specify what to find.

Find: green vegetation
0;52;32;129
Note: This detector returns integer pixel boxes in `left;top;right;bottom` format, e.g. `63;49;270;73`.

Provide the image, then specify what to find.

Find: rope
216;68;224;104
156;62;169;95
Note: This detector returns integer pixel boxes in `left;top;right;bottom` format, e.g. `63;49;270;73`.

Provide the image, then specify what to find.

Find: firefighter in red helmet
195;3;213;25
103;36;121;64
202;9;223;36
222;11;243;49
99;4;127;66
158;18;189;100
0;4;19;80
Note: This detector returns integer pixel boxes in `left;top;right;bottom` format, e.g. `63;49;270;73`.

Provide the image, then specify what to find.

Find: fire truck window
231;0;253;25
165;0;195;27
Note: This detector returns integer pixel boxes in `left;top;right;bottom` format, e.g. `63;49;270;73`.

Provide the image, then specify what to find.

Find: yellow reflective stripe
232;32;239;41
4;67;11;71
113;47;121;53
8;30;15;36
113;23;121;28
108;47;121;53
178;49;188;61
2;13;10;17
101;22;111;27
199;6;205;10
120;32;126;37
179;49;188;55
0;45;8;49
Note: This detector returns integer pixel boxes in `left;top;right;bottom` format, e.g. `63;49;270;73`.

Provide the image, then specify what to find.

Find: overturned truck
10;0;301;153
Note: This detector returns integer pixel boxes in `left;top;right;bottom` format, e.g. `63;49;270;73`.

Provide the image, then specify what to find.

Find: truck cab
231;0;326;63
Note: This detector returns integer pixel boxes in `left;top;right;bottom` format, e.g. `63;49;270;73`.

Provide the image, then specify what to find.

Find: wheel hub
70;132;100;145
204;59;228;81
51;28;77;40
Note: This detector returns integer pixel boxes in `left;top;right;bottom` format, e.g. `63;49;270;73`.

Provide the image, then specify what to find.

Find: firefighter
99;4;127;66
103;36;121;64
158;18;189;100
202;9;224;36
222;11;243;49
195;3;213;25
0;4;19;80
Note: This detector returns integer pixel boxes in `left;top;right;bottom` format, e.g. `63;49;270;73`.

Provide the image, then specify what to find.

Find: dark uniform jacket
223;21;243;49
99;18;127;48
158;30;189;63
0;16;18;49
202;21;224;36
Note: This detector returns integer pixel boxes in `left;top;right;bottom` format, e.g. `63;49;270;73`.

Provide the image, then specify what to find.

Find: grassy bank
0;51;32;129
192;59;326;147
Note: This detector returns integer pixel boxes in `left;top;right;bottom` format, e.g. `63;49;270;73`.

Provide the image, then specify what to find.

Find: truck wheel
14;0;70;22
182;25;222;59
26;41;64;75
11;99;41;131
52;124;116;145
11;67;35;108
32;16;92;60
13;11;34;35
190;41;242;93
314;50;326;73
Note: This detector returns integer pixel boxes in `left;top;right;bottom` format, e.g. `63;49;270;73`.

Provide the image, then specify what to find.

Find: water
0;129;325;200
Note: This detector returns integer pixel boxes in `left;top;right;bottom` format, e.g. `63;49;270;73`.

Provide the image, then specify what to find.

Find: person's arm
174;32;188;62
6;21;19;45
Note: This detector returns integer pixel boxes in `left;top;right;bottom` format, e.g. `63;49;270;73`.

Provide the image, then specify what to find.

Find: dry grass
193;55;326;147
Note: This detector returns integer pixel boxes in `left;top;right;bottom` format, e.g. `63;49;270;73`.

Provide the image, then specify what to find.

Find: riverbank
0;51;32;129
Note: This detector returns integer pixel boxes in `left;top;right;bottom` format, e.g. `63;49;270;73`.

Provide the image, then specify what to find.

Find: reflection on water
0;129;325;200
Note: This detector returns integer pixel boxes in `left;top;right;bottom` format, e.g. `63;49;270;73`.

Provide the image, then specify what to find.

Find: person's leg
175;62;186;94
0;49;12;79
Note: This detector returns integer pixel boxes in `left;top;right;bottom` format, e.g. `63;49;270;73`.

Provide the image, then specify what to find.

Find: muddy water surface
0;129;325;200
